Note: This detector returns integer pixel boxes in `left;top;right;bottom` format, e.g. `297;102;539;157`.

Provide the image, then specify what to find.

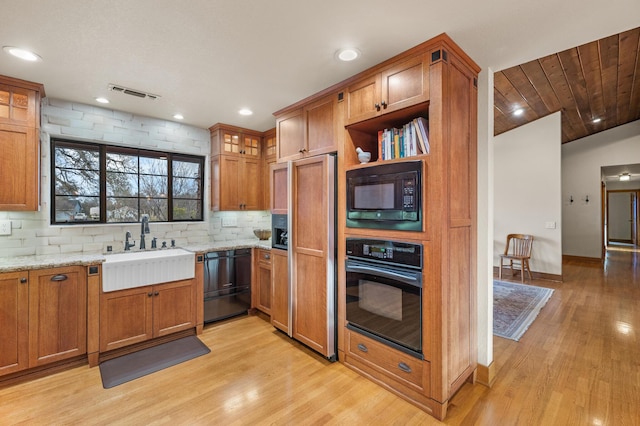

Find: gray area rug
99;336;211;389
493;280;554;341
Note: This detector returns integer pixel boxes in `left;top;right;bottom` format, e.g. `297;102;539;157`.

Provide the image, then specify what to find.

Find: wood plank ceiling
494;27;640;143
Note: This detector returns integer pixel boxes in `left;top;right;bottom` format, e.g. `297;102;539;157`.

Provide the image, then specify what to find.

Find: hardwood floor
1;250;638;425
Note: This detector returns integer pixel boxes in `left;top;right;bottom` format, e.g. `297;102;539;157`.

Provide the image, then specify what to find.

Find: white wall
494;112;563;276
562;120;640;257
0;98;270;257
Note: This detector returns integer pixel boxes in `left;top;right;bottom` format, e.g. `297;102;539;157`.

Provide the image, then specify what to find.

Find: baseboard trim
493;266;562;282
562;255;602;264
476;361;496;387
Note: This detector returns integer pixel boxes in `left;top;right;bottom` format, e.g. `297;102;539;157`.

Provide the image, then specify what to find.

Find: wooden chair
499;234;534;283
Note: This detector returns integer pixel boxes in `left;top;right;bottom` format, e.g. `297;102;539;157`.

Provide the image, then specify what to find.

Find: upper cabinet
210;123;263;211
0;76;44;211
211;124;262;159
346;55;429;125
262;128;277;210
276;92;339;162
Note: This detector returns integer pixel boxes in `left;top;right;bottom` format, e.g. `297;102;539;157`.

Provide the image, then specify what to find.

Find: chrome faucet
124;231;136;251
140;215;150;250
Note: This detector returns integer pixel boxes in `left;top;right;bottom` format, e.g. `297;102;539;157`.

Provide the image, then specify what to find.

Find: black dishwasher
204;248;252;323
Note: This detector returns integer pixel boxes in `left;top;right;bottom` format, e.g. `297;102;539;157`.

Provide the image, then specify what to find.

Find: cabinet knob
264;254;270;260
154;291;159;296
148;292;153;297
374;103;381;111
20;277;27;284
381;100;388;109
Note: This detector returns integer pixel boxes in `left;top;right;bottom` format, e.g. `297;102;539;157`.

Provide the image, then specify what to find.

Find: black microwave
346;161;422;231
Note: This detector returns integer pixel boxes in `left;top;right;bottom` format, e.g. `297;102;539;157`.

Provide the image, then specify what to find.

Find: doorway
606;190;639;249
601;164;640;255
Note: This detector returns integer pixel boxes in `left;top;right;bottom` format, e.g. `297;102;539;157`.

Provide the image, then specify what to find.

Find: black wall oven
345;238;423;359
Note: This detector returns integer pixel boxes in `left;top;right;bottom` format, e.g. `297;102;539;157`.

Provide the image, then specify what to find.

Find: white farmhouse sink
102;248;195;292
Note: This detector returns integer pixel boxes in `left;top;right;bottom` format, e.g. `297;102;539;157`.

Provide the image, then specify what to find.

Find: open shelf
345;101;429;165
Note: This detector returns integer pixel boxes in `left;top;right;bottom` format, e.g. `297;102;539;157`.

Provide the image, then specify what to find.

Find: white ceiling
1;0;639;132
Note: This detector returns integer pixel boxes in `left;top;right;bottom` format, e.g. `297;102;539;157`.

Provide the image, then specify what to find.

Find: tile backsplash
0;99;271;258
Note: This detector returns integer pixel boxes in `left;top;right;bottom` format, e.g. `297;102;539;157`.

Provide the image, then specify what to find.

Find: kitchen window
51;139;204;224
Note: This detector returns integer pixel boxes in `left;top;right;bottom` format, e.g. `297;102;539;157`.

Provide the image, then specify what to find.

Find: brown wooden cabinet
289;155;335;358
262;128;277;210
253;249;272;315
99;278;196;353
0;271;29;376
270;248;289;333
270;162;288;214
0;266;87;377
0;76;44;211
346;54;429;125
210;123;263;211
28;267;87;367
276;108;304;161
275;93;339;162
341;36;478;420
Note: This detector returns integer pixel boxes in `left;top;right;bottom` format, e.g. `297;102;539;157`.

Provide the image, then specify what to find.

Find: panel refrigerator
285;153;337;360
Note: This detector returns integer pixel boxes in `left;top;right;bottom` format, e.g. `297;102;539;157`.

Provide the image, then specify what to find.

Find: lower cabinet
253;249;272;315
344;329;431;410
0;266;87;377
99;279;196;353
270;248;289;333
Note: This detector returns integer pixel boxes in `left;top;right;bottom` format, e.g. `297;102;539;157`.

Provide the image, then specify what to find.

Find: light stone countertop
0;238;273;273
0;253;107;274
182;238;272;253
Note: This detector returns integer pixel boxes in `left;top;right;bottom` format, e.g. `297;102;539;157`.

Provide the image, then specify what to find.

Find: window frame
51;138;205;225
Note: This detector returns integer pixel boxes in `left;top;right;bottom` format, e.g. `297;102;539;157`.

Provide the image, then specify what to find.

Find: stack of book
377;117;430;161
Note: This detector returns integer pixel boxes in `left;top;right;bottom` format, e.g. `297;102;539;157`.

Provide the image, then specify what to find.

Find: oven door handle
346;262;421;287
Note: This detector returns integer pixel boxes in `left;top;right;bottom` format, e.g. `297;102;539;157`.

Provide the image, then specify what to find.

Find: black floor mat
99;336;211;389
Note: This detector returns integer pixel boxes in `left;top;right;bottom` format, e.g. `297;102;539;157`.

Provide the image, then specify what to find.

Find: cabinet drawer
347;329;424;388
257;249;271;265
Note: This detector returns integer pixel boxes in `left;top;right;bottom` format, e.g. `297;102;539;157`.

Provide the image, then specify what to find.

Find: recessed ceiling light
513;108;524;116
238;108;253;116
3;46;42;61
95;97;110;104
592;117;602;123
173;113;184;120
336;48;360;62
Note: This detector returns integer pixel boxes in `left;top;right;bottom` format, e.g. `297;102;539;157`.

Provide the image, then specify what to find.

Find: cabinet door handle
381;100;388;109
154;291;159;296
264;254;270;260
374;103;381;111
357;343;368;353
398;362;412;373
148;292;153;297
20;277;27;284
50;274;68;282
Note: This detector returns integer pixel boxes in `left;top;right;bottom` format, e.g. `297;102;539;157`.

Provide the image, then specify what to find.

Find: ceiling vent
108;84;160;100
